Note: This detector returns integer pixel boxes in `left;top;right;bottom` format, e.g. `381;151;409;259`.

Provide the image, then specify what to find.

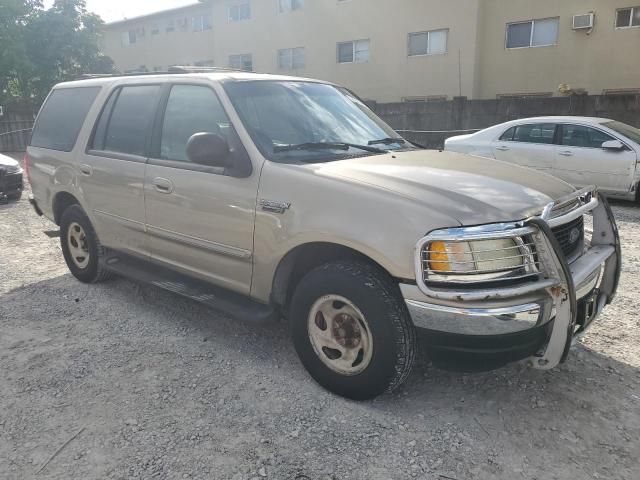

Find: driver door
144;83;259;295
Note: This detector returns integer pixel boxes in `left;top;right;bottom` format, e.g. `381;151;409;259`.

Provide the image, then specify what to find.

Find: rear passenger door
83;84;163;257
492;123;557;172
554;124;637;194
144;82;259;295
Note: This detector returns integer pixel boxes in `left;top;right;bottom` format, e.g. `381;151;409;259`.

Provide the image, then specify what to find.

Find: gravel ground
1;158;639;480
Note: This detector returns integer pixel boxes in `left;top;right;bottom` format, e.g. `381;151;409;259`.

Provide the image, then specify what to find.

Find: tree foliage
0;0;114;106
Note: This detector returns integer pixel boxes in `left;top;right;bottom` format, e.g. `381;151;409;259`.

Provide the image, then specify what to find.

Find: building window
121;30;136;46
229;2;251;22
506;17;559;48
166;19;175;33
278;0;304;13
408;29;448;56
616;7;640;27
337;39;370;63
229;54;253;71
278;47;305;69
192;14;213;32
151;24;160;35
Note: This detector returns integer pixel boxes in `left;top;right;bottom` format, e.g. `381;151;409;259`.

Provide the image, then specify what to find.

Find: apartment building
102;0;640;102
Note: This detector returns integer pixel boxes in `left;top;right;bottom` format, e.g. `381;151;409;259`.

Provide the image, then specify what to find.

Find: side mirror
601;140;625;151
186;132;230;167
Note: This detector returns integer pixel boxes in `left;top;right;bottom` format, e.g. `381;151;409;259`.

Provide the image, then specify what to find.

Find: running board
104;251;277;324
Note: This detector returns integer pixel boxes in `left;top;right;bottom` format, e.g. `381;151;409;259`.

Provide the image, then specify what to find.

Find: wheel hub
67;222;90;269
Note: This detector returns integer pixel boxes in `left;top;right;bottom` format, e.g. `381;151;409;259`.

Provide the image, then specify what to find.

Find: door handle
153;177;174;194
495;146;510;151
79;164;93;176
558;150;574;157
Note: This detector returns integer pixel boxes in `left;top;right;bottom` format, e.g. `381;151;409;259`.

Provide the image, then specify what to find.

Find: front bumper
403;188;621;370
0;171;23;198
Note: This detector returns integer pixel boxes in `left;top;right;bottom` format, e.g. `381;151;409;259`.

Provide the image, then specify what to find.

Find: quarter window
506;18;559;48
512;123;556;144
229;54;253;71
337;39;370;63
408;29;448;56
499;127;516;141
616;7;640;27
278;0;304;13
92;85;161;156
229;2;251;22
160;85;232;162
31;87;101;152
278;47;305;69
561;125;615;148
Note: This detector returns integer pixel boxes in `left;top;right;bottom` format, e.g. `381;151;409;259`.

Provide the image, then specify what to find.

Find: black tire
59;204;113;283
8;191;22;201
290;261;417;400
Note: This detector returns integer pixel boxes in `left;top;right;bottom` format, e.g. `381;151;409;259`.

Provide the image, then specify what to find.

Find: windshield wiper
368;137;406;146
273;142;387;154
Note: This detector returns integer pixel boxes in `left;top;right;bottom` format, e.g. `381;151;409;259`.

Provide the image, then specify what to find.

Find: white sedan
445;116;640;202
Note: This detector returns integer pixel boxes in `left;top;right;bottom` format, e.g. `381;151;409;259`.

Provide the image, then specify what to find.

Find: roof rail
76;66;251;80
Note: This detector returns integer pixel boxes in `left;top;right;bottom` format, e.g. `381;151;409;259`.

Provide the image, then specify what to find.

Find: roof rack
76;66;251;80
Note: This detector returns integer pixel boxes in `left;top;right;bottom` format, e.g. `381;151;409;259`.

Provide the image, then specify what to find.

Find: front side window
616;7;640;27
229;54;253;71
408;29;448;56
278;47;305;70
31;87;101;152
337;39;370;63
229;2;251;22
512;123;556;144
506;18;559;48
278;0;304;13
224;81;413;163
92;85;161;156
561;125;615;148
160;85;232;162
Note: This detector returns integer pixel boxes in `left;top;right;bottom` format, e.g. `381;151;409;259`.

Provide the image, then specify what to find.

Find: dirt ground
1;158;639;480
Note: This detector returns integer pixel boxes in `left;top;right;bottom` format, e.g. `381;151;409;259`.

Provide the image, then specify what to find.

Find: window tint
31;87;100;152
512;123;556;144
499;127;515;141
160;85;232;162
97;85;160;156
561;125;615;148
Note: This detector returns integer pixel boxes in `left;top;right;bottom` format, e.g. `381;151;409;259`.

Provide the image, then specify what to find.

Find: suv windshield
602;120;640;145
224;81;413;162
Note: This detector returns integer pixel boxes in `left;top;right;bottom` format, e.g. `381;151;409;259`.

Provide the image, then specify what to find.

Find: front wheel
290;261;417;400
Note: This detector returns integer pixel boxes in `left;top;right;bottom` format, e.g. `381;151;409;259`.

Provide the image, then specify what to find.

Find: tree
0;0;114;106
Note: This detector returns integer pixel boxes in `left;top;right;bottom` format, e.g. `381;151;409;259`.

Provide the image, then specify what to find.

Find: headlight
427;238;524;274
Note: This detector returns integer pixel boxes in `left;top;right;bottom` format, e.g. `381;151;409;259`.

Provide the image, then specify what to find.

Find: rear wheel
60;205;113;283
290;261;417;400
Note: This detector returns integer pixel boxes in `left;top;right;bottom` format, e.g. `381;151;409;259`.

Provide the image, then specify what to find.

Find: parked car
0;152;24;202
444;116;640;202
27;70;620;399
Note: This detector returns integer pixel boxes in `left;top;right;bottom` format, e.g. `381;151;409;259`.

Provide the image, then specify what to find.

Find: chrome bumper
403;188;621;370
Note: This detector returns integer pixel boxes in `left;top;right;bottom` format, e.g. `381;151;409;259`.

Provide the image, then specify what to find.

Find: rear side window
512;123;556;144
561;125;615;149
30;87;100;152
91;85;161;156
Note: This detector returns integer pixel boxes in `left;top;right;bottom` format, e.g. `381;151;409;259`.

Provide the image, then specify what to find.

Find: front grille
0;173;23;193
551;216;584;260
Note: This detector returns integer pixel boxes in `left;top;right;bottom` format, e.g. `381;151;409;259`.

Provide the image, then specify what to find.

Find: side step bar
104;251;278;324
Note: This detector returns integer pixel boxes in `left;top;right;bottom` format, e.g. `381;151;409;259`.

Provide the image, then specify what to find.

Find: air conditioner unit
572;13;594;30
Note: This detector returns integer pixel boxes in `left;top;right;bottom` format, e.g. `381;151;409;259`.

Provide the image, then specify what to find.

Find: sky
43;0;198;23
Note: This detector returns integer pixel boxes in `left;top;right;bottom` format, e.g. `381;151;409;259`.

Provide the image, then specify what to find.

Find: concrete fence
371;94;640;149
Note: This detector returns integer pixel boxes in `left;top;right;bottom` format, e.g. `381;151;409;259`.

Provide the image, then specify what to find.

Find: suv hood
0;153;19;168
315;150;575;225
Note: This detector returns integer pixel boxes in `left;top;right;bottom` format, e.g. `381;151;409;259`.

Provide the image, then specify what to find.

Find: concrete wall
373;94;640;148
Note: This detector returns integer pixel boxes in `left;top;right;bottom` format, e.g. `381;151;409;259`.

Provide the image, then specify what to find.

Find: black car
0;153;24;202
